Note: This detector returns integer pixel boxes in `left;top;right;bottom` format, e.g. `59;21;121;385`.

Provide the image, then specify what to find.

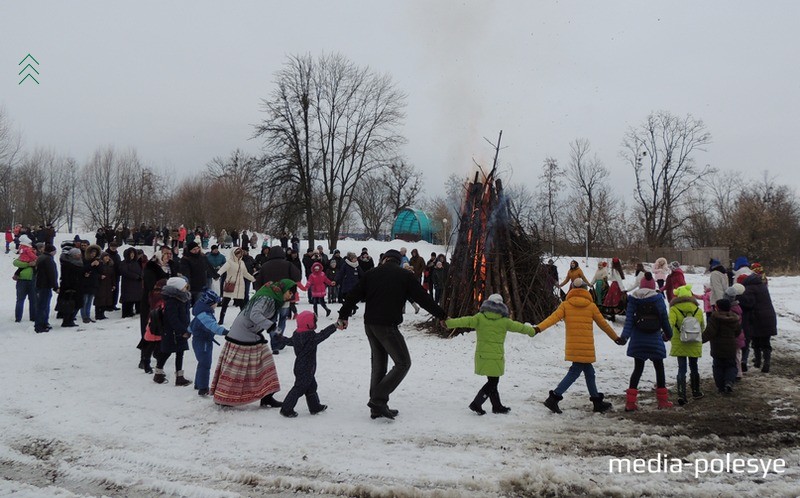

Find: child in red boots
618;272;674;411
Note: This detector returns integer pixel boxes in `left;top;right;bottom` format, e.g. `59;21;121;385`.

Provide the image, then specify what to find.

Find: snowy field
2;236;799;497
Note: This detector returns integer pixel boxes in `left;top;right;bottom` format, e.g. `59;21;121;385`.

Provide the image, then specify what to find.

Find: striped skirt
211;341;280;406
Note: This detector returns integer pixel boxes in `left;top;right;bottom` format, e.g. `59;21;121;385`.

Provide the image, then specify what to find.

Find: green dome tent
391;208;437;243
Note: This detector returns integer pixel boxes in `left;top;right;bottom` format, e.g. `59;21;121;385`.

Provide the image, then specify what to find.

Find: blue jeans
15;279;37;322
81;293;95;321
554;362;599;397
676;356;699;380
35;288;53;331
192;338;214;390
712;358;738;391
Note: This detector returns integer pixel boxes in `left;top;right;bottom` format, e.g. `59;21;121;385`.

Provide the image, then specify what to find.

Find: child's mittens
615;336;627;346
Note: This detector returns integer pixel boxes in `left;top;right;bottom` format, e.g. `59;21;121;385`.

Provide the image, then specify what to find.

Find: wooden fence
592;247;730;267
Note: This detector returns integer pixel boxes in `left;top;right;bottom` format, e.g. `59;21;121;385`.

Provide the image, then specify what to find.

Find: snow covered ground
2;237;799;497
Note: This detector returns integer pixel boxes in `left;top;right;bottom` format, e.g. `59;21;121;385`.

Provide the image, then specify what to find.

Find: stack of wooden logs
437;170;559;335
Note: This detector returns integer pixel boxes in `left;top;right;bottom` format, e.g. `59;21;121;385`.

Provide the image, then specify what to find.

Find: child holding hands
536;278;622;414
445;294;536;415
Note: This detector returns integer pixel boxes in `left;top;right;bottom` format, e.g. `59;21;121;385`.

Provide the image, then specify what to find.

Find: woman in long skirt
211;278;298;407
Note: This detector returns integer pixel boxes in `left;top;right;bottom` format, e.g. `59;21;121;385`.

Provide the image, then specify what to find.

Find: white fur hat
486;293;503;304
572;278;587;288
18;234;31;246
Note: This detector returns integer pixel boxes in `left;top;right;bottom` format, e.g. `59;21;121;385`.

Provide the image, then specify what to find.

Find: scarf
243;278;296;315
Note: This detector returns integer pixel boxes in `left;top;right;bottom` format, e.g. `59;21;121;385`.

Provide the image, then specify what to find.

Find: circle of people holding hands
9;222;775;420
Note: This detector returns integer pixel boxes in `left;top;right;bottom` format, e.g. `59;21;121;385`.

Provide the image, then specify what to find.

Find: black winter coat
160;288;191;354
703;310;741;360
82;259;102;294
738;273;777;338
35;253;59;291
119;257;143;303
180;252;208;292
339;260;446;326
255;247;302;290
276;324;337;381
95;262;116;308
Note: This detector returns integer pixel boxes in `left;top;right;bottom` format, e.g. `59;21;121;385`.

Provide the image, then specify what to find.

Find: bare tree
16;148;70;227
566;139;610;254
205;150;263;233
81;146;124;229
64;157;80;233
383;161;423;216
352;173;392;239
536;157;564;252
621;111;714;247
255;52;406;250
0;107;24;227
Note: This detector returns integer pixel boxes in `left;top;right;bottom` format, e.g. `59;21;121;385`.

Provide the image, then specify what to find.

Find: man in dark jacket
106;242;122;310
58;247;84;327
255;245;302;349
179;241;208;304
34;244;59;332
338;249;447;420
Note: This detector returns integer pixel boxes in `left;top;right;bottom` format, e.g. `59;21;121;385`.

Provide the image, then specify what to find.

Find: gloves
615;337;627;346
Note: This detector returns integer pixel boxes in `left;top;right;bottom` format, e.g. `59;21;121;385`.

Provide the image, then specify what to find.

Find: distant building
391;208;436;243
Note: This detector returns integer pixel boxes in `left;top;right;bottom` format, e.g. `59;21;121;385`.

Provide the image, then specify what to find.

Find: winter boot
198;388;210;396
624;389;638;412
280;409;298;418
761;349;771;373
656;387;673;409
153;368;167;384
367;401;396;419
690;373;704;399
469;387;489;415
753;348;762;369
260;394;283;408
590;393;612;413
307;393;328;414
676;375;688;406
175;370;192;387
488;390;510;414
543;390;563;414
370;406;399;419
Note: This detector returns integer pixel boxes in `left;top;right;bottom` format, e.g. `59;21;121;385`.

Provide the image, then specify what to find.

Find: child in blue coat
617;272;674;411
189;289;228;396
275;310;337;417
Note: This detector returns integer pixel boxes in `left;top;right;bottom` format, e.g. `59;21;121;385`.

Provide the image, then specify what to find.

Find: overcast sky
2;1;799;200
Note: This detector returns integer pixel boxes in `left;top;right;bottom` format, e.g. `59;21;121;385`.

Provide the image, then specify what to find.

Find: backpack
148;307;164;336
678;308;702;343
634;301;661;332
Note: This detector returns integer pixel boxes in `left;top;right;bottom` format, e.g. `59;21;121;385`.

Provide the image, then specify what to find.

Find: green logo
19;54;39;85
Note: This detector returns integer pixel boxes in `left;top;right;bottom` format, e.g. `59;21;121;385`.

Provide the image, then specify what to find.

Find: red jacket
5;230;12;243
306;263;333;298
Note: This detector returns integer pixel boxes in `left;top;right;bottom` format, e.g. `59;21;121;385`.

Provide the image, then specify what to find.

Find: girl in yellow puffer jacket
535;278;623;414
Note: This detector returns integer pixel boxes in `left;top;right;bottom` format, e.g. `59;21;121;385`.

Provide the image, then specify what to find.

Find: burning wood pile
438;169;559;336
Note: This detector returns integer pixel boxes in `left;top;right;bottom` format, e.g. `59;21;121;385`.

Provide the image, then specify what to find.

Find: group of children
136;253;773;420
143;277;339;418
447;257;772;417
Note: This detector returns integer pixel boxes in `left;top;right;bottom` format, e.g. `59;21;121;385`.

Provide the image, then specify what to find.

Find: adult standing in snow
336;252;361;314
737;272;777;373
217;247;255;325
661;261;686;302
211;279;298;407
708;259;729;309
119;247;143;318
180;241;208;305
253;246;301;350
34;244;59;333
338;249;447;420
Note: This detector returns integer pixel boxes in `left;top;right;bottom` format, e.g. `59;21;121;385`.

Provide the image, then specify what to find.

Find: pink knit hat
640;271;656;290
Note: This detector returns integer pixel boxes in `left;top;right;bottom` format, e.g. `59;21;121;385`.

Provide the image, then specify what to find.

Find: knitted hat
486;293;503;304
572;278;587;289
733;256;749;271
166;276;188;290
640;272;656;289
709;258;721;268
724;287;738;300
731;283;745;295
18;234;31;246
44;244;57;254
670;261;681;270
68;247;82;260
199;288;221;305
185;241;199;251
716;299;732;312
675;285;694;298
296;310;317;332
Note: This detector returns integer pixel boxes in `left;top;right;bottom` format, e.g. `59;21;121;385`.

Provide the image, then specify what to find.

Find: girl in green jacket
445;294;536;415
669;285;706;405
